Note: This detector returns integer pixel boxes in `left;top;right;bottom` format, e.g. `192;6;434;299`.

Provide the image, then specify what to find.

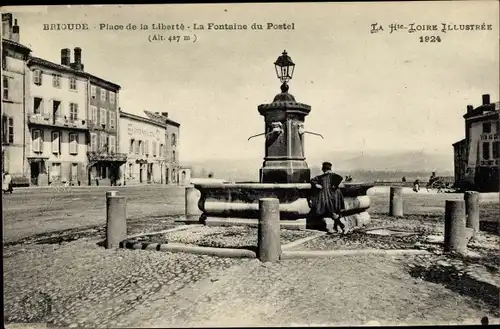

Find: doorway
139;165;143;183
30;162;40;185
166;168;169;184
147;163;153;183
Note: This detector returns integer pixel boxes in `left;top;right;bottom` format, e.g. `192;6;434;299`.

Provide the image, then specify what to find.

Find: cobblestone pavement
3;238;247;328
121;255;499;327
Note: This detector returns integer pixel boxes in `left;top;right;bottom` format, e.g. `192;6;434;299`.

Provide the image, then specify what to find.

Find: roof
463;101;499;119
144;110;180;127
452;138;466;147
27;56;121;91
2;38;31;55
119;110;168;128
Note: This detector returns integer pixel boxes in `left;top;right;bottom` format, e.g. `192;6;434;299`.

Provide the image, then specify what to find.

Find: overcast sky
6;2;499;163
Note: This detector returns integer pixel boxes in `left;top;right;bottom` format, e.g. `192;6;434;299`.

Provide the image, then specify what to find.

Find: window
159;143;164;157
171;133;177;146
100;88;107;102
90;133;98;152
8;117;13;143
145;140;149;155
2;116;14;144
51;131;60;154
33;70;42;85
109;111;116;129
482;142;490;160
34;97;44;114
100;108;107;125
69;133;78;154
109;91;116;104
139;141;144;155
32;129;43;153
91;85;97;99
2;50;6;70
152;141;157;156
493;141;500;159
128;163;133;178
172;150;176;163
51;163;61;180
91;105;98;123
52;74;61;88
3;76;9;100
100;132;107;151
135;140;140;154
482;122;492;134
109;135;116;153
129;139;135;153
69;103;78;121
69;77;77;90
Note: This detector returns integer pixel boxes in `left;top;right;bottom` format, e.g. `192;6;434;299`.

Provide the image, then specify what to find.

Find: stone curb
126;224;200;240
281;232;327;251
280;249;430;260
121;240;257;259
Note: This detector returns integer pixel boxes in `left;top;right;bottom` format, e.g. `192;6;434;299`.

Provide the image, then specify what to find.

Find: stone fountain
190;51;374;230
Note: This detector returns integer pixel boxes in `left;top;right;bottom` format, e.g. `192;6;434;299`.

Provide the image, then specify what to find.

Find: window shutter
39;70;43;85
75;134;79;154
2;116;8;141
40;131;44;152
52;132;58;153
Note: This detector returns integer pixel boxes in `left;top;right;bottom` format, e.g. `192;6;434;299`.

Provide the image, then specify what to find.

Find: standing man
2;171;13;194
309;162;347;234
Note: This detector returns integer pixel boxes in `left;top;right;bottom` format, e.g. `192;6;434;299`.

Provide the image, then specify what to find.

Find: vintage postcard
2;2;499;328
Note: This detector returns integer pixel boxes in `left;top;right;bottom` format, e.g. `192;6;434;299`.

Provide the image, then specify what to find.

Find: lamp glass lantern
274;50;295;84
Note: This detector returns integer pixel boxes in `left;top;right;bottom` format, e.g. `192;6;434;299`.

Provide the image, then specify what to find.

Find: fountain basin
194;182;374;221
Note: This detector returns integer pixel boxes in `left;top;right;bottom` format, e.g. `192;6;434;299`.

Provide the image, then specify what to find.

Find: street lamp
274;50;295;93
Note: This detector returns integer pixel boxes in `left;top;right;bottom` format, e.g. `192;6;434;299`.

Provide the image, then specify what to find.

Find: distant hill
185;150;454;182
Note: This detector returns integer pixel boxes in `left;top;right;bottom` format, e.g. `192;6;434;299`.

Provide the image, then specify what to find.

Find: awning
136;159;148;164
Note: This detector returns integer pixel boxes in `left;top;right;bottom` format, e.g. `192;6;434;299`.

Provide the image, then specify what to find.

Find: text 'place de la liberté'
42;22;296;31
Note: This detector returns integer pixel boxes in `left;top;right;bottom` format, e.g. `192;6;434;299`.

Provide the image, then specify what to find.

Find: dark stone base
260;160;310;183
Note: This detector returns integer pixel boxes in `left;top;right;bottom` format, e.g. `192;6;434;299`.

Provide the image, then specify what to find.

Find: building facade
1;14;31;185
26;53;89;186
453;94;499;192
143;111;181;184
119;111;169;185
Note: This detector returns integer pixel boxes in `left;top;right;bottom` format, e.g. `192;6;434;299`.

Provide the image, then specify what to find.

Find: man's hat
322;162;332;170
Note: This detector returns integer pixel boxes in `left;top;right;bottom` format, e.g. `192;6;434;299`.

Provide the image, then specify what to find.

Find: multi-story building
119;110;168;185
86;60;125;186
453;94;499;192
1;13;31;185
26;50;89;186
143;110;181;184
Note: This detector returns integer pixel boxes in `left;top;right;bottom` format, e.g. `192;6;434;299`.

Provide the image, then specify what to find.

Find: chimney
482;94;490;105
74;47;81;64
161;112;169;118
467;105;473;113
12;19;19;42
2;13;13;39
71;47;84;71
61;48;71;66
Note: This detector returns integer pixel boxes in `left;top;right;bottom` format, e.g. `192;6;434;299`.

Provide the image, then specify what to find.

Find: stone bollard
389;186;403;217
444;200;467;254
258;198;281;263
185;187;202;221
106;194;127;249
464;191;480;237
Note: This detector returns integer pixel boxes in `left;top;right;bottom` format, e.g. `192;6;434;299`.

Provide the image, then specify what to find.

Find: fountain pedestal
258;88;311;183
